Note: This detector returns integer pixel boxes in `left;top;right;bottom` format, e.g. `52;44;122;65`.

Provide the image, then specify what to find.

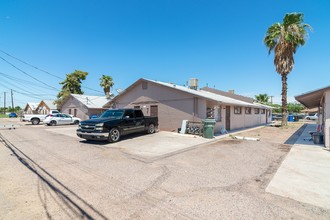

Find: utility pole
270;96;274;104
11;89;14;111
4;92;6;114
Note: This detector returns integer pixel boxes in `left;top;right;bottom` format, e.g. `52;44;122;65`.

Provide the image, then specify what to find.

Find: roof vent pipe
189;78;198;90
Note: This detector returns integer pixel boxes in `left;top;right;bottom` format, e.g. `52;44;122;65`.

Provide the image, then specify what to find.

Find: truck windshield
100;110;124;119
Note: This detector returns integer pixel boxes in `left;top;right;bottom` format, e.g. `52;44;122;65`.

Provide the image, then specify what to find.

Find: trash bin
288;115;294;122
202;119;216;139
293;115;299;122
312;132;324;144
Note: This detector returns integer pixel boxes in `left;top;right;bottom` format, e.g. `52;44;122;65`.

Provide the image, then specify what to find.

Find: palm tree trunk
281;74;288;126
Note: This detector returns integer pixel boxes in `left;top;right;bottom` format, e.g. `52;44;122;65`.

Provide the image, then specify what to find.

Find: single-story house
106;78;272;133
61;94;112;120
295;86;330;149
24;102;39;114
35;100;58;114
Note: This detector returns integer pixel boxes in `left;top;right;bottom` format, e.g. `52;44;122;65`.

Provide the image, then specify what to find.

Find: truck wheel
31;118;40;125
108;128;121;143
50;120;57;126
147;123;155;134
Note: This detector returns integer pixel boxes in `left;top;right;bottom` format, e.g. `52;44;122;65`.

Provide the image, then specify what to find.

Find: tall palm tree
100;75;114;97
264;13;311;126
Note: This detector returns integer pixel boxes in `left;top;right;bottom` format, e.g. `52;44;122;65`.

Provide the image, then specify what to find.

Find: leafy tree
99;75;114;97
255;94;269;104
55;70;88;106
287;103;305;113
264;13;311;126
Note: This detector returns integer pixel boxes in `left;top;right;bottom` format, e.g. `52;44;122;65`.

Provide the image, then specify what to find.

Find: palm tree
100;75;114;97
264;13;311;126
255;94;269;104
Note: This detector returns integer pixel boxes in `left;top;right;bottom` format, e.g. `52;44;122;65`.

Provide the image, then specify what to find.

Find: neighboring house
106;78;272;133
24;102;39;114
35;100;58;115
295;86;330;149
61;94;112;120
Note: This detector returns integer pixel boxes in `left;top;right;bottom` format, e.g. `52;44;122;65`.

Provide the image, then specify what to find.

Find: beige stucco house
107;78;272;133
35;100;58;114
295;86;330;149
23;102;39;114
61;94;111;120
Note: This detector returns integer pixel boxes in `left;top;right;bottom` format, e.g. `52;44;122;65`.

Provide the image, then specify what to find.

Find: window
254;108;260;114
234;106;242;114
216;107;221;122
245;107;251;114
134;110;144;118
207;107;214;118
124;109;134;118
142;82;148;90
74;109;77;117
69;109;72;114
261;109;265;114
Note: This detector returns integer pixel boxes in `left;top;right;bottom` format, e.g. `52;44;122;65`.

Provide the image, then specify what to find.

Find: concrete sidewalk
266;124;330;210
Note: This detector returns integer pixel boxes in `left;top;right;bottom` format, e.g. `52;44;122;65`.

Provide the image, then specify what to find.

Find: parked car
305;113;318;120
272;114;282;121
22;110;60;125
89;114;100;119
44;113;81;126
77;108;158;143
8;112;17;118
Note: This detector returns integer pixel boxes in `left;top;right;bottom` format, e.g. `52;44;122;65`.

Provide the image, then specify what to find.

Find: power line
0;49;63;80
0;49;104;94
0;55;59;91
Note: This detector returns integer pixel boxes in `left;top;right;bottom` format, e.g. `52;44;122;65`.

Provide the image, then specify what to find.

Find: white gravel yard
0;119;329;219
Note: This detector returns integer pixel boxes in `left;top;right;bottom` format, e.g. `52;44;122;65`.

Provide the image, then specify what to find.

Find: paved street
1;119;330;219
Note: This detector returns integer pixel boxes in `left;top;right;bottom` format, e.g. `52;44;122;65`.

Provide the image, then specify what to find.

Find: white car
44;113;81;126
305;113;319;120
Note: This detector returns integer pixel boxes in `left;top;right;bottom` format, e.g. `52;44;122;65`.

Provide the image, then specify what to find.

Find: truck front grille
80;124;95;132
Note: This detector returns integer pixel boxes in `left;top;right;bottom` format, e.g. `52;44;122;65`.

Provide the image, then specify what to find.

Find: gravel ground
0;119;329;219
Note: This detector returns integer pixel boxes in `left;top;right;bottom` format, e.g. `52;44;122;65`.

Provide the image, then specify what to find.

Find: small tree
100;75;114;97
55;70;88;107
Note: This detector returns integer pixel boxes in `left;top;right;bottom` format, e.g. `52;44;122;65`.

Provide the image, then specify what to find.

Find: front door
150;105;158;117
226;106;231;131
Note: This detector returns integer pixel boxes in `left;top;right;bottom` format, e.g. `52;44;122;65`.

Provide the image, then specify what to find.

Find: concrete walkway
266;124;330;210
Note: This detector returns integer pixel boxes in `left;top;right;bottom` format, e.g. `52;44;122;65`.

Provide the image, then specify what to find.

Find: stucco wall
114;81;270;132
324;91;330;148
115;82;205;131
61;96;90;120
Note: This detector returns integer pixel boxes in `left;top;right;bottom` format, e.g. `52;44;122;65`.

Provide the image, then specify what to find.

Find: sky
0;0;329;107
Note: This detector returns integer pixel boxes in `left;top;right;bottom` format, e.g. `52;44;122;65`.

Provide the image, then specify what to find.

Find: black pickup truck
76;109;158;142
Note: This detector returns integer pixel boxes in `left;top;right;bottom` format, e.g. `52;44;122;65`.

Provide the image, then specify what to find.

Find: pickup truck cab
22;110;60;125
77;108;158;142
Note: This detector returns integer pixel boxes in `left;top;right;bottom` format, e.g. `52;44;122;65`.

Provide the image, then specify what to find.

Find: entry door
150;105;158;117
226;106;231;131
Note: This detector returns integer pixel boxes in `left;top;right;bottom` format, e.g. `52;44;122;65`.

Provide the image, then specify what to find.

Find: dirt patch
233;122;305;144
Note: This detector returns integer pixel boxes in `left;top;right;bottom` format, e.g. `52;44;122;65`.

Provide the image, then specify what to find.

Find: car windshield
100;110;124;119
